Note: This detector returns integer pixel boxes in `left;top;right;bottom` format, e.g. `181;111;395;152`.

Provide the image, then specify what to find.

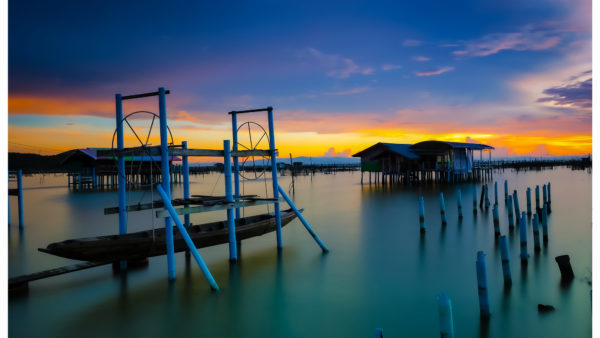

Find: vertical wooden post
532;215;541;252
492;204;500;237
519;212;528;263
512;190;520;226
499;235;512;286
547;182;552;213
375;328;384;338
472;186;477;215
457;189;463;219
476;251;491;318
542;203;549;244
419;196;426;233
438;292;455;338
555;255;575;281
484;184;490;209
504;180;508;203
439;192;447;226
535;185;540;211
526;188;532;216
507;195;514;229
494;181;498;205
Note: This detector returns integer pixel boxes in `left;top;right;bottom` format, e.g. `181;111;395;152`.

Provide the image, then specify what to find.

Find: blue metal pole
476;251;490;318
375;328;384;338
513;190;520;226
499;235;512;286
156;184;220;291
542;184;547;206
535;185;540;210
526;188;532;216
532;215;541;252
231;113;241;220
158;87;176;280
439;192;447;225
267;108;283;249
472;186;477;215
419;196;425;233
547;182;552;213
278;185;328;252
484;184;490;209
224;140;238;261
438;292;455;338
17;170;23;228
115;93;127;238
457;189;463;219
519;211;528;263
494;181;498;205
92;167;97;189
542;203;549;244
182;141;190;228
504;180;508;202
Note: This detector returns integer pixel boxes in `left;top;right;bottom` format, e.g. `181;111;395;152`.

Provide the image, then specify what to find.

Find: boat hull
39;209;298;262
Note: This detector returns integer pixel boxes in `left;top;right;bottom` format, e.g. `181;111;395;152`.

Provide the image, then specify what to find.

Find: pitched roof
352;142;421;159
410;140;494;151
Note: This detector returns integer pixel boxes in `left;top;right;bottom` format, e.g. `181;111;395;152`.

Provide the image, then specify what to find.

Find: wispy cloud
301;48;373;78
381;64;402;71
403;39;422;47
537;70;592;109
416;66;454;77
451;24;563;57
326;87;370;96
413;56;431;62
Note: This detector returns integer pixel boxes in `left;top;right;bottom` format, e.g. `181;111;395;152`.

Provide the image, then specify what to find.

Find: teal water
9;168;592;337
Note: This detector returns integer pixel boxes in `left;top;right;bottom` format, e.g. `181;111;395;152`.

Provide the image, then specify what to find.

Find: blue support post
542;203;549;244
375;328;384;338
17;170;23;228
182;141;190;228
419;196;425;233
8;174;11;226
438;292;455;338
492;204;500;237
156;184;220;291
542;184;547;206
547;182;552;213
484;184;490;209
504;180;508;203
78;173;82;190
224;140;237;261
507;195;514;228
115;93;127;239
532;215;541;252
512;190;520;226
535;185;540;210
231;113;241;220
494;181;498;205
472;186;477;215
92;167;97;189
278;185;328;252
439;192;447;225
526;188;532;216
519;212;528;263
158;87;176;280
499;235;512;286
267;108;283;249
457;189;463;219
476;251;491;318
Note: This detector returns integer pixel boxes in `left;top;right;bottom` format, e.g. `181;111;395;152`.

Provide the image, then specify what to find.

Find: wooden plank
155;198;280;217
103;195;260;214
9;261;109;288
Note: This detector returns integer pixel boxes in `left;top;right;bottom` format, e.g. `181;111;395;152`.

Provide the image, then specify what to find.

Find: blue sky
8;0;592;156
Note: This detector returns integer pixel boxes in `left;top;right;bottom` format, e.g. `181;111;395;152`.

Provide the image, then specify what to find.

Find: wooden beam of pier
9;261;109;290
96;147;274;158
154;198;279;218
103;195;259;215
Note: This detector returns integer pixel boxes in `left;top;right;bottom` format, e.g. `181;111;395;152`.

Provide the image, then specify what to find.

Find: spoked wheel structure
236;121;270;180
111;110;174;186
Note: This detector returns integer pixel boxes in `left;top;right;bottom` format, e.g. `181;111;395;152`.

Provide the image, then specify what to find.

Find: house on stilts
352;140;494;184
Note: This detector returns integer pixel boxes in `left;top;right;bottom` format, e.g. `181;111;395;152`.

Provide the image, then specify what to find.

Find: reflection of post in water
478;317;490;338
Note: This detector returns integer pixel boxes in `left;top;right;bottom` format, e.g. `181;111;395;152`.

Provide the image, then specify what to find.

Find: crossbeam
228;107;272;115
96;147;274;158
122;90;170;100
103;195;259;215
155;198;279;217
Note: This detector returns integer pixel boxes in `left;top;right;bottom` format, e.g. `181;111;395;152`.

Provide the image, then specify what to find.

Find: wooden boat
39;209;299;262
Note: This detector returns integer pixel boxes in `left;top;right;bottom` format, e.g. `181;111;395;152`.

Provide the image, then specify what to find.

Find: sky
7;0;592;158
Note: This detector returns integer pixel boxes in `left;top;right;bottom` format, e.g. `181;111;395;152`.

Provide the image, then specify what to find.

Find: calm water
9;167;592;337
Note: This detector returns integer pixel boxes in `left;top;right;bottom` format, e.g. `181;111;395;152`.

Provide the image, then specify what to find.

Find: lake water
9;167;592;337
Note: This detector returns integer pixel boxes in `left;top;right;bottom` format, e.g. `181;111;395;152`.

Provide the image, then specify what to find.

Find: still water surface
9;167;592;337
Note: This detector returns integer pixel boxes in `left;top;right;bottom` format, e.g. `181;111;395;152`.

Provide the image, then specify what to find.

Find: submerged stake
492;204;500;237
457;189;463;219
439;193;447;226
419;196;426;233
476;251;491;318
499;236;512;285
507;195;515;228
438;292;455;338
519;212;528;263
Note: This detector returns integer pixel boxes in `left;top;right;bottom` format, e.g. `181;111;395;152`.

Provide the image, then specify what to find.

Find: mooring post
92;167;97;189
419;196;426;233
542;184;547;207
535;185;540;211
231;113;241;220
492;204;500;237
476;251;491;318
542;203;549;244
504;180;508;203
438;292;455;338
547;182;552;213
499;235;512;286
278;185;328;252
507;195;514;228
156;184;219;291
115;94;127;235
17;170;24;227
78;173;82;190
472;186;477;215
439;192;447;226
519;212;528;263
224;140;238;261
182;141;190;228
494;181;498;206
555;255;574;281
532;215;541;252
484;184;490;209
512;190;520;226
526;188;532;216
158;87;175;279
375;328;384;338
267;107;283;249
457;189;463;219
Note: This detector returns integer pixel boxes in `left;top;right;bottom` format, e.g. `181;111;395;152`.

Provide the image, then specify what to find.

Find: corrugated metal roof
410;141;494;151
379;143;421;159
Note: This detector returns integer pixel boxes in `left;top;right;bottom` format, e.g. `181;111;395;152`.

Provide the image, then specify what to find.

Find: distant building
352;140;494;184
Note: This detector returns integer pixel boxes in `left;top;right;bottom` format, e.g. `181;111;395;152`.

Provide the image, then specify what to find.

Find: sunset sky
8;0;592;158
